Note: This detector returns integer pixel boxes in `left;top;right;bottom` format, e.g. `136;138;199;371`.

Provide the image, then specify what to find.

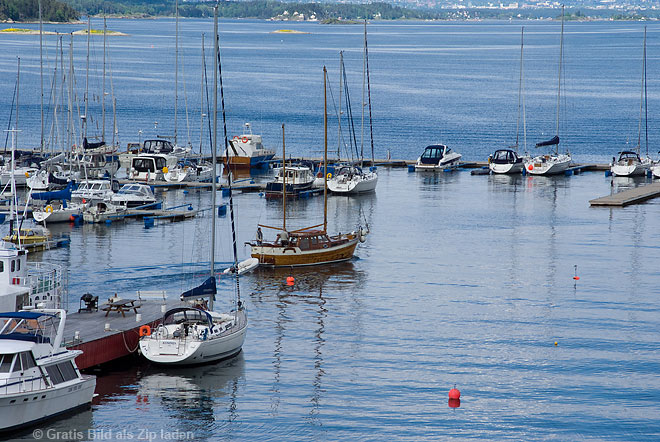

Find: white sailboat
139;9;247;365
328;21;378;194
524;7;572;176
490;27;528;175
614;27;652;178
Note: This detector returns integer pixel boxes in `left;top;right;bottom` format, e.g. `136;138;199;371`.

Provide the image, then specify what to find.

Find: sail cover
535;135;559;147
83;137;105;150
180;276;217;300
31;181;76;201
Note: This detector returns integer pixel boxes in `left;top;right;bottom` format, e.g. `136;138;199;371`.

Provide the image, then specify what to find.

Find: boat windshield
0;312;57;344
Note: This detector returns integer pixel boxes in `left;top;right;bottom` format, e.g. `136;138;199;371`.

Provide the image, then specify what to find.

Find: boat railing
26;262;67;311
0;375;48;395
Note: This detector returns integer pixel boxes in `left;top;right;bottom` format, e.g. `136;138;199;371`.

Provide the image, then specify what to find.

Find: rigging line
644;27;649;157
342;63;359;161
203;38;213;155
365;19;375;163
215;29;241;305
181;44;192;146
3;78;18;153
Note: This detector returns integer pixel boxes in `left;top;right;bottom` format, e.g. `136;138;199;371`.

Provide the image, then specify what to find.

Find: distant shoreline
0;27;128;36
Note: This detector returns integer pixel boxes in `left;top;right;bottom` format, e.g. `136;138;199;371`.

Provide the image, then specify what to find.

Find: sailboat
139;8;247;365
524;7;572;176
489;27;527;175
248;68;369;267
328;21;378;194
613;27;653;178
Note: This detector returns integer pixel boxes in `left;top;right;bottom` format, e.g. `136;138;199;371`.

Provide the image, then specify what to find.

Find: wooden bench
136;290;167;301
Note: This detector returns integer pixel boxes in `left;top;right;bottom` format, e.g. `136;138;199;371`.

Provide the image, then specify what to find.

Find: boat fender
139;325;151;337
45;205;53;213
359;227;368;243
284;247;296;253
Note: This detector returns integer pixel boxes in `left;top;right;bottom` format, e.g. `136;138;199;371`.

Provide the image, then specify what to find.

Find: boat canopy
83;137;105;150
419;145;448;164
535;135;560;147
180;276;217;300
161;307;213;327
32;181;77;201
0;311;56;320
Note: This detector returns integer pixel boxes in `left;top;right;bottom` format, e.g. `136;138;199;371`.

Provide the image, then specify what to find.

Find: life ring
233;135;239;140
139;325;151;337
326;173;332;179
242;136;249;143
45;205;53;213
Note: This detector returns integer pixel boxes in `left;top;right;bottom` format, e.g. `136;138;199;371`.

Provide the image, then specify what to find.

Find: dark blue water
2;19;660;441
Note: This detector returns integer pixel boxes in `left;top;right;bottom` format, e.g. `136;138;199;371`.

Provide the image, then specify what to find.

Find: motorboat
70;179;116;205
2;227;68;252
0;309;96;432
142;139;191;159
489;149;525;175
111;183;157;208
414;144;462;171
82;201;127;224
0;166;39;187
327;165;378;194
222;257;259;275
164;161;213;183
0;241;65;311
129;154;177;182
611;151;652;177
222;123;275;169
265;164;315;198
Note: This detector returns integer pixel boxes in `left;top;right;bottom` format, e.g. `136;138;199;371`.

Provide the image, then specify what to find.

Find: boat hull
524;154;571;176
0;376;96;433
611;162;651;177
328;173;378;194
251;237;359;267
489;161;524;175
223;154;274;169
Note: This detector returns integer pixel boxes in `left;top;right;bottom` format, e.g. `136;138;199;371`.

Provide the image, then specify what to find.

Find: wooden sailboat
248;68;369;267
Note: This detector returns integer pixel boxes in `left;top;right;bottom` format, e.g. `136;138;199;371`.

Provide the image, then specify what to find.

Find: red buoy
449;388;460;399
528;164;534;171
286;276;294;286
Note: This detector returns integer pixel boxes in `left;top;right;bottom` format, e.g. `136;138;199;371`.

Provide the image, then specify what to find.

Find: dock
589;182;660;207
64;297;182;370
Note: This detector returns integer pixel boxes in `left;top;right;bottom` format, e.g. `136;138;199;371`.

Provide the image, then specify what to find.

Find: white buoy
135;313;142;322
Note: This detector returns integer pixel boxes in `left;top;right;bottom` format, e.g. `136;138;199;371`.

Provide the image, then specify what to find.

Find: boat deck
589;182;660;207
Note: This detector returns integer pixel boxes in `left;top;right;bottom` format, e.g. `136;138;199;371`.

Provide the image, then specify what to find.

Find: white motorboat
0;309;96;432
0;166;39;187
651;162;660;179
265;164;315;198
327;165;378;194
139;15;247;367
83;201;127;223
222;123;275;169
164;162;213;183
414;144;462;171
222;257;259;275
70;179;115;205
489;149;525;174
611;29;652;178
111;183;157;208
524;9;572;176
129;154;177;182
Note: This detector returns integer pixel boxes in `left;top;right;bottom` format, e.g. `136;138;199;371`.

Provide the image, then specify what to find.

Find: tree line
0;0;78;22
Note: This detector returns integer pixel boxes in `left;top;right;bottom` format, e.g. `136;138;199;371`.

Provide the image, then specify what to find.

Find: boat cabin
615;151;642;165
419;145;450;165
143;139;175;155
491;149;522;164
275;165;314;184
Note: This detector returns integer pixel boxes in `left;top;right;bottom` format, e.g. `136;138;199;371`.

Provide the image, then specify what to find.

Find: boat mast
365;19;375;166
338;51;343;159
210;7;218;310
644;26;649;157
323;66;328;234
282;124;287;231
102;16;106;143
637;27;647;156
515;27;524;153
39;0;44;152
555;5;564;156
200;33;205;155
84;17;90;140
68;34;73;152
175;0;179;147
361;22;366;169
15;58;19;149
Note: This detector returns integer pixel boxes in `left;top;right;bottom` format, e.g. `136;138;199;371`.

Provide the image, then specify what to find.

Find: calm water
2;19;660;441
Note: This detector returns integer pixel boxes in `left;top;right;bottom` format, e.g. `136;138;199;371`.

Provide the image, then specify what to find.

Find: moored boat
414;144;462;171
222;123;275;169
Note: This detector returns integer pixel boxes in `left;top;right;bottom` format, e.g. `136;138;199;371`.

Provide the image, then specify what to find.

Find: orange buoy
449;387;460;399
139;325;151;337
286;276;294;286
573;264;579;280
528;164;534;171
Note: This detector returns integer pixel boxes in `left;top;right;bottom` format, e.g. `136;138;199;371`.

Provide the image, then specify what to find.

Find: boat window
45;361;78;385
11;260;15;273
16;259;19;271
0;354;14;373
45;364;64;384
299;238;310;250
156;158;167;169
0;261;3;272
20;352;36;370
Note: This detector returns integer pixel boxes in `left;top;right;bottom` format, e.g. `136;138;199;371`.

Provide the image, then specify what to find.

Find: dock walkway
589;182;660;207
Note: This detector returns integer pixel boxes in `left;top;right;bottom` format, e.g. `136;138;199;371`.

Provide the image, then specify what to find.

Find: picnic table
102;299;141;317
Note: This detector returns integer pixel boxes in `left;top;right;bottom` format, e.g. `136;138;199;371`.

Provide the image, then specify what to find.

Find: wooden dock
64;298;183;370
589;182;660;207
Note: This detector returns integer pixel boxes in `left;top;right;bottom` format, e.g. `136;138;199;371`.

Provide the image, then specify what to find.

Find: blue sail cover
32;181;77;201
535;135;560;147
180;276;217;300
